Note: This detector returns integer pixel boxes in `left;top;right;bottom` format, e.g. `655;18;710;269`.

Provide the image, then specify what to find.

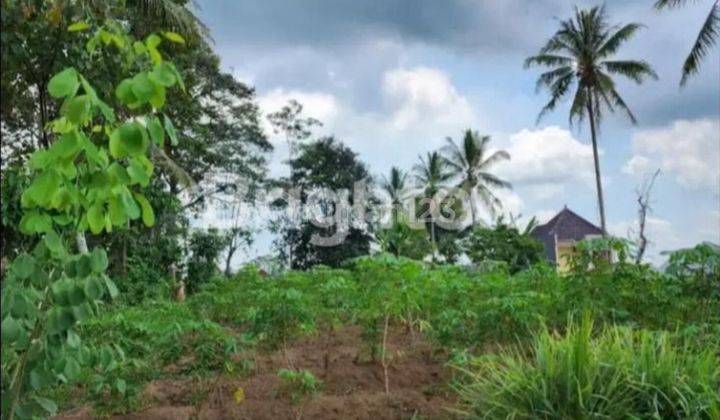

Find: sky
194;0;720;266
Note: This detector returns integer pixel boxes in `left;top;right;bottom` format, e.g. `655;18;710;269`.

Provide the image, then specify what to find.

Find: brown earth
57;325;460;420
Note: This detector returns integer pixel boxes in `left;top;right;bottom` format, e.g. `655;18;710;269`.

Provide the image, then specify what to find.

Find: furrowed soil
57;326;459;419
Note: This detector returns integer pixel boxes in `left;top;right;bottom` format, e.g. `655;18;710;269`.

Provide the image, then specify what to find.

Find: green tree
185;228;229;293
441;130;511;226
1;24;185;419
655;0;719;85
276;137;372;269
380;166;408;224
525;6;657;234
462;223;545;274
412;152;452;257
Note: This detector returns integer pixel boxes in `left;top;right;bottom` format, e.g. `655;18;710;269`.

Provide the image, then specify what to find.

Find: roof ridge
559;207;602;232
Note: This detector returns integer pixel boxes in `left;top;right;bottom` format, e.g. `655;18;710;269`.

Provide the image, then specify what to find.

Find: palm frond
681;2;719;85
602;60;658;83
654;0;691;9
536;72;574;123
535;66;574;93
524;54;573;68
129;0;210;39
598;23;644;57
480;150;511;169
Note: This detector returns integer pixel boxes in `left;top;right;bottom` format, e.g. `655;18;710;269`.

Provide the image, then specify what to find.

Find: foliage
1;164;34;261
1;234;118;419
664;242;720;321
25;245;718;415
462;224;545;274
276;369;323;403
655;0;719;85
375;215;432;260
1;23;185;419
275;137;373;269
185;228;228;293
526;5;657;233
441;130;511;224
455;315;719;419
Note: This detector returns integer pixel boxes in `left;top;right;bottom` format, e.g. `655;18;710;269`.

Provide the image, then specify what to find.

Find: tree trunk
76;232;88;253
224;245;236;276
468;188;477;226
586;96;607;235
430;220;437;261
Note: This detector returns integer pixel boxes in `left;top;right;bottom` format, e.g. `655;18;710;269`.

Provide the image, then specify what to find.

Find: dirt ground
58;325;460;419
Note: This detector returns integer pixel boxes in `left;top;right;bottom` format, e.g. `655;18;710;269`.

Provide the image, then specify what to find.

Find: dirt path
59;325;459;419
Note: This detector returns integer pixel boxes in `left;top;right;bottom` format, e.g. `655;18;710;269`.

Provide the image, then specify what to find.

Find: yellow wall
556;242;575;273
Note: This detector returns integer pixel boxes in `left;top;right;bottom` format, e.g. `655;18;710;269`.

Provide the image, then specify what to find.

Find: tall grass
455;314;719;419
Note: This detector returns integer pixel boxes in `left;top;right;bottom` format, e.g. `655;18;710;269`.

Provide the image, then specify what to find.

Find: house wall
555;241;575;273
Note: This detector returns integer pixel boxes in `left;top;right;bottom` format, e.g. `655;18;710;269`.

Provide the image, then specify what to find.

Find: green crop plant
276;369;323;404
1;22;185;419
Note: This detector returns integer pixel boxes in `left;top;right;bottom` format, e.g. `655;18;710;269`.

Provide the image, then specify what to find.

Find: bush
276;369;322;403
462;224;544;274
456;315;719;419
185;228;229;293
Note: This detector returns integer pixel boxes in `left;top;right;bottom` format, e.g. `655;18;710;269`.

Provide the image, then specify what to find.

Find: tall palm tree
655;0;719;85
442;130;512;226
413;152;452;256
380;166;408;224
525;6;657;234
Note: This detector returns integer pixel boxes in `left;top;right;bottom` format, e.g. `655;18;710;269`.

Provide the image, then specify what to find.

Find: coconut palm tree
413;152;453;256
380;166;408;224
655;0;719;85
525;5;657;234
442;130;512;226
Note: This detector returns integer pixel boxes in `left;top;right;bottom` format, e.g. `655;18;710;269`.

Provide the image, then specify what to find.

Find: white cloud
624;118;720;190
382;67;474;130
495;126;596;200
257;88;340;141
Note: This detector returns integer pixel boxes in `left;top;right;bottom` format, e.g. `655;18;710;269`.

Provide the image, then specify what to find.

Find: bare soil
58;325;459;419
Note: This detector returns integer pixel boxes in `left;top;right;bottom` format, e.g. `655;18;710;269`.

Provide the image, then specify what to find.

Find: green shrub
455;315;719;419
276;369;322;403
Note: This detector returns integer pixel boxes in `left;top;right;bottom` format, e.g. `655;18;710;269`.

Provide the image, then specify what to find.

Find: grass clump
456;314;719;419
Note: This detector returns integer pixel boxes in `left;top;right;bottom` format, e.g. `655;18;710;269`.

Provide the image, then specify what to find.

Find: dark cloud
197;0;563;53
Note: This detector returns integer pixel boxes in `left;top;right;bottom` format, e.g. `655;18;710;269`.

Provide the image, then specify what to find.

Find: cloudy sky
195;0;719;265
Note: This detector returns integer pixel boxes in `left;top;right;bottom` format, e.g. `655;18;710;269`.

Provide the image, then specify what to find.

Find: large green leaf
109;122;147;158
90;248;109;272
11;254;36;279
133;193;155;227
19;211;53;234
115;79;139;106
1;316;22;343
65;95;91;124
120;190;141;220
149;63;176;87
53;132;82;158
86;203;106;234
43;231;65;256
163;114;178;145
163;31;185;44
84;276;104;300
48;68;79;98
131;72;156;102
147;116;165;146
127;159;150;186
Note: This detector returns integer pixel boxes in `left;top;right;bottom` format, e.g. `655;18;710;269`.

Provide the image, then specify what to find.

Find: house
530;206;604;272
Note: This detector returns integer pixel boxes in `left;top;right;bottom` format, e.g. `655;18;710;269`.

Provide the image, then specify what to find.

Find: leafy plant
1;23;185;419
455;315;720;419
276;369;322;403
462;223;545;274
